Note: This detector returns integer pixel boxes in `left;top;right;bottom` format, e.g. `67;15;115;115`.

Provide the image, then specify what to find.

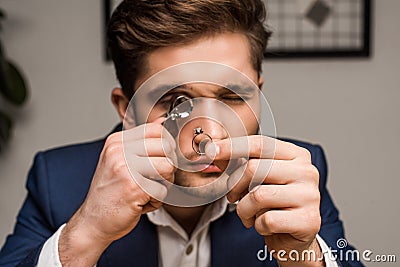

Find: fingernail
205;142;219;158
250;185;261;193
162;139;171;154
155;116;166;124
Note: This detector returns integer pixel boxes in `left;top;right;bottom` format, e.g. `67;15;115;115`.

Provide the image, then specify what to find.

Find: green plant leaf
0;8;5;31
0;8;5;19
0;60;28;105
0;110;12;151
0;38;4;58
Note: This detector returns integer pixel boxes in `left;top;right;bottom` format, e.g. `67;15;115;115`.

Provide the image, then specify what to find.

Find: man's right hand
58;118;176;267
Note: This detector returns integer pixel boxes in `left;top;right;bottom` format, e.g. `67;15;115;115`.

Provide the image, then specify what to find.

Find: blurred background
0;0;399;265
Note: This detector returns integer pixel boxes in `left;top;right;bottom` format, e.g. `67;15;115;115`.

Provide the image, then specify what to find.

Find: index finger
206;135;301;160
124;117;175;144
123;117;167;140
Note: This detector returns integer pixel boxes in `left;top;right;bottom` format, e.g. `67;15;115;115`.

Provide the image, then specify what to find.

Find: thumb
152;116;167;125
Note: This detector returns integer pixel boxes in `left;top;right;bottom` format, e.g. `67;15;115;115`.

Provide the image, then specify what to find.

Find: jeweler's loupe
167;95;193;121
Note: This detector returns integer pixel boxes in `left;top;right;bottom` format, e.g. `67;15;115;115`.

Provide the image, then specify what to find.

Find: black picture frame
263;0;372;59
103;0;372;60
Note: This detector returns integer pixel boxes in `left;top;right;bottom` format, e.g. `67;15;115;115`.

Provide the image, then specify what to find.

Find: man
0;0;363;266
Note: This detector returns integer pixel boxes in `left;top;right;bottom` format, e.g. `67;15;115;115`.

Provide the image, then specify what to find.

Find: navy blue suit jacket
0;125;363;266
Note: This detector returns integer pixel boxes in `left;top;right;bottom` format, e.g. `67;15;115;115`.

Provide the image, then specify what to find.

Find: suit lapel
210;210;278;267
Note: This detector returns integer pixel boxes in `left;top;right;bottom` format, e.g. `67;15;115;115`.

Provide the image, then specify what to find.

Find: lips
178;155;225;173
193;163;223;173
183;156;223;173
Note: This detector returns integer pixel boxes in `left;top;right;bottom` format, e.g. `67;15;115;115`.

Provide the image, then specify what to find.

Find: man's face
133;33;262;194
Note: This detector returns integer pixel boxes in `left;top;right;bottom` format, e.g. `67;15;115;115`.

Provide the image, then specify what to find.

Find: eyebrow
223;84;255;94
147;84;189;100
147;83;255;100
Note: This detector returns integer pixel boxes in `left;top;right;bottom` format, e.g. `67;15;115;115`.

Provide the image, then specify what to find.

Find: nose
192;97;228;137
192;119;227;141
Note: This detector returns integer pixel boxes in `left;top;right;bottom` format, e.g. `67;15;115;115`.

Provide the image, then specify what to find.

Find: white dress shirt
37;198;338;267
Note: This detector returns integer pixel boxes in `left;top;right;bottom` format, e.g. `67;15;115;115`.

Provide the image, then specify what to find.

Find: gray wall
1;0;399;265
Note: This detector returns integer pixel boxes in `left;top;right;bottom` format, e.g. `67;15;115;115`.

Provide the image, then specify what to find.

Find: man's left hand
210;136;324;266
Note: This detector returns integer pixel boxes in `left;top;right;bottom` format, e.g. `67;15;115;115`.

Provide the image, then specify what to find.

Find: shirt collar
147;197;236;240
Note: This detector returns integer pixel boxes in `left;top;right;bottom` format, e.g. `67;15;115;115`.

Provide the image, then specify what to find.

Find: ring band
192;127;212;155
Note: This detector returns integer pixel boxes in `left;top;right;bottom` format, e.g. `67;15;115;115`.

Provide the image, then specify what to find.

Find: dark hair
107;0;272;99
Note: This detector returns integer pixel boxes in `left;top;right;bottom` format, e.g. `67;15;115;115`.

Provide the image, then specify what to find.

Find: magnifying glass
162;95;192;138
163;95;212;155
166;95;193;121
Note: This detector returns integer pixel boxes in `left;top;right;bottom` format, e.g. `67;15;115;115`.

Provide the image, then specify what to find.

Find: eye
221;94;246;103
156;94;175;107
169;95;191;110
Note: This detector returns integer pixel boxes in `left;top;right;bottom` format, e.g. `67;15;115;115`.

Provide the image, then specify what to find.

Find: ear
111;88;130;122
257;76;264;90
